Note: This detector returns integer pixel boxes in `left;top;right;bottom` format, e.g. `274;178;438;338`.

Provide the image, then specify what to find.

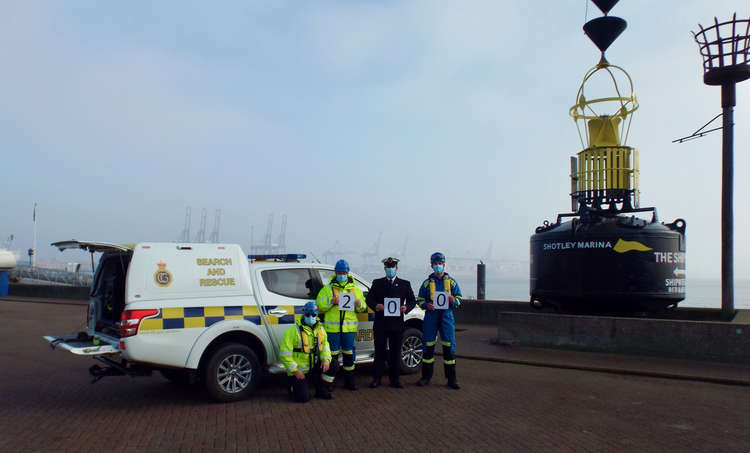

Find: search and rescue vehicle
44;241;424;402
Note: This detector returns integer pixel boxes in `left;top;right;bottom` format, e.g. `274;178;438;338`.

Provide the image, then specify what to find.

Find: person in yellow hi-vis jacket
316;259;367;391
280;301;332;402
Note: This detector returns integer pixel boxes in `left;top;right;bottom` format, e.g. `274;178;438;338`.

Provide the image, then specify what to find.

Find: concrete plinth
498;311;750;363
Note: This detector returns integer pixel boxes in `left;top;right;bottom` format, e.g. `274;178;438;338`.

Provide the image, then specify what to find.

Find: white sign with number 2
384;298;400;317
433;291;449;310
339;292;355;311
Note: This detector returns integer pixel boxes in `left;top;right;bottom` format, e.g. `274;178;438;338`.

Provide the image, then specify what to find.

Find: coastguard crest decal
154;262;172;287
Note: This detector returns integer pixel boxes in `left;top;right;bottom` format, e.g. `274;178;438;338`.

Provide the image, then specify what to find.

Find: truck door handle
268;308;288;316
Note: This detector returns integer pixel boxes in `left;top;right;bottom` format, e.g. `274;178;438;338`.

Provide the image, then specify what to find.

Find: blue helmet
302;301;318;316
334;259;350;273
430;252;446;263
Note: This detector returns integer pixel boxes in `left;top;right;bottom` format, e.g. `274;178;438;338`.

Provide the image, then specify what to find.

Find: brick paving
453;325;750;385
1;299;749;453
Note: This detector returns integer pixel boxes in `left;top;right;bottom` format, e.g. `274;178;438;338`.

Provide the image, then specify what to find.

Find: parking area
1;299;749;453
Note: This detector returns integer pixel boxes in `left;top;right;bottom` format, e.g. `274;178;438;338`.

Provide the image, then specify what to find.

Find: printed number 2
340;293;355;311
434;291;449;310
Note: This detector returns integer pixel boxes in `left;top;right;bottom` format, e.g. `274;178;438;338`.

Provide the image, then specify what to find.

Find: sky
1;0;749;282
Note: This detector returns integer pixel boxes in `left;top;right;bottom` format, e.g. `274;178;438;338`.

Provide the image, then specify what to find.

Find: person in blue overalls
416;252;462;389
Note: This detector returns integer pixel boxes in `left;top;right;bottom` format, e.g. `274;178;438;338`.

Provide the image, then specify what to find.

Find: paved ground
2;299;750;453
453;325;750;386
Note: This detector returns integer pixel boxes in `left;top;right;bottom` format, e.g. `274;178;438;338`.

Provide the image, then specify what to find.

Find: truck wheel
399;327;423;375
203;343;260;402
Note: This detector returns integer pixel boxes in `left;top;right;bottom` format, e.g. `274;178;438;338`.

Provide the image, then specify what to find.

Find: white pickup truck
44;241;424;402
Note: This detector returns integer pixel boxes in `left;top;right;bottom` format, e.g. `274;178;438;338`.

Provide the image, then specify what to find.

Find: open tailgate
51;240;133;253
43;333;119;356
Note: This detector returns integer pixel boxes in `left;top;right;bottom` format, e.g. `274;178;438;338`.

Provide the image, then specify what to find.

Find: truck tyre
399;327;423;375
203;343;260;402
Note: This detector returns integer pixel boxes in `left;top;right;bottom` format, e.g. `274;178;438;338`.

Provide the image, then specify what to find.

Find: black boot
316;388;333;399
445;364;460;390
416;362;433;386
369;376;381;388
317;370;334;398
344;371;358;391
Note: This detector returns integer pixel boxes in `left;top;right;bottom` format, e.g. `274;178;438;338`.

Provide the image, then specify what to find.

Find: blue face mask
385;268;396;278
336;274;347;284
303;315;317;326
432;264;444;274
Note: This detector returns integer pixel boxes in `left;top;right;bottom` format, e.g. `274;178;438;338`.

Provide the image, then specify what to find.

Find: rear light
119;309;158;338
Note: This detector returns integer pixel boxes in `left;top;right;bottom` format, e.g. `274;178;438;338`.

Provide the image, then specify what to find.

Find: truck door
254;267;318;357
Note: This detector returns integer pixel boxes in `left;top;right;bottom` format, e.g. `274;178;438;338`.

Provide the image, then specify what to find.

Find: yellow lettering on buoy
613;238;652;253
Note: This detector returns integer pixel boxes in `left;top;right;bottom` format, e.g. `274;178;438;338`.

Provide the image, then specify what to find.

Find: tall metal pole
721;83;735;320
691;13;749;320
31;202;37;268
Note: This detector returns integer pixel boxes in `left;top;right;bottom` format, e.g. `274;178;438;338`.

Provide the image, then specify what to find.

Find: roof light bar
248;254;306;262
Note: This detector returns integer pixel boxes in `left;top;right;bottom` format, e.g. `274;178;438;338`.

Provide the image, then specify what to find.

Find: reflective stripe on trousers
324;331;357;379
422;310;456;364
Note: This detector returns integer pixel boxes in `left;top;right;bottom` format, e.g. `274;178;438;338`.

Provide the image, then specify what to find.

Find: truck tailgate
43;334;120;356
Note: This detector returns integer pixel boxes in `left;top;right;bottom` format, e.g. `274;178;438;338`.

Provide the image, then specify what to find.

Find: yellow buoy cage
569;62;640;207
573;145;640;207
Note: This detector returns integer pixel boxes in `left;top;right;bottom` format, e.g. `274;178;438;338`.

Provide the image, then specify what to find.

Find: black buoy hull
530;217;686;312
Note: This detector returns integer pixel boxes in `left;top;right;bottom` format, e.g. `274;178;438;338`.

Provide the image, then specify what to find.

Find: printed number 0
388;300;397;313
436;293;446;308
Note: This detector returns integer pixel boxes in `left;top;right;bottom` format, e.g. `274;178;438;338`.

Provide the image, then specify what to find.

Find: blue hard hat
430;252;446;263
334;259;350;273
302;301;318;316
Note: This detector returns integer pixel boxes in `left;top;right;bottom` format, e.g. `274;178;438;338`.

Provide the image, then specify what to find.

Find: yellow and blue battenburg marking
140;305;265;331
139;304;375;331
266;305;298;325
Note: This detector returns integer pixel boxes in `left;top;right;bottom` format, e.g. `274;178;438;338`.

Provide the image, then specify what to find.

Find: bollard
476;263;486;300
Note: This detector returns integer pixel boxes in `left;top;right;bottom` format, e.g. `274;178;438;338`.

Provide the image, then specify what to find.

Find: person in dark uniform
365;257;416;389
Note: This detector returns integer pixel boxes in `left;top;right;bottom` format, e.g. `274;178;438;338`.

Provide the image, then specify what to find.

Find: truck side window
261;269;315;299
319;269;334;284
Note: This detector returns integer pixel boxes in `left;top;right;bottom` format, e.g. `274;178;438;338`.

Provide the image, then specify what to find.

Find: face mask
336;274;347;284
432;264;444;274
385;268;396;278
304;315;317;326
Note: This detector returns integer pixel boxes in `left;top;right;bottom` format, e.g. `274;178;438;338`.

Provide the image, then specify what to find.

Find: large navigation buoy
530;0;686;313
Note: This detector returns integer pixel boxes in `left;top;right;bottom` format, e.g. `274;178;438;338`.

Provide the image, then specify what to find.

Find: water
470;276;750;309
388;269;749;309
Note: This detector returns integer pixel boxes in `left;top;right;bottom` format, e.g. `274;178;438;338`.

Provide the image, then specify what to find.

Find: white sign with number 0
384;298;400;317
433;291;449;310
339;292;355;311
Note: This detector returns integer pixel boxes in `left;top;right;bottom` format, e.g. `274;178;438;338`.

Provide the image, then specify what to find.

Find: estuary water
471;276;750;309
391;271;749;309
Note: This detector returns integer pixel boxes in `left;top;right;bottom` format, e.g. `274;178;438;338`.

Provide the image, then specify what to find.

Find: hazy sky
1;1;748;280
